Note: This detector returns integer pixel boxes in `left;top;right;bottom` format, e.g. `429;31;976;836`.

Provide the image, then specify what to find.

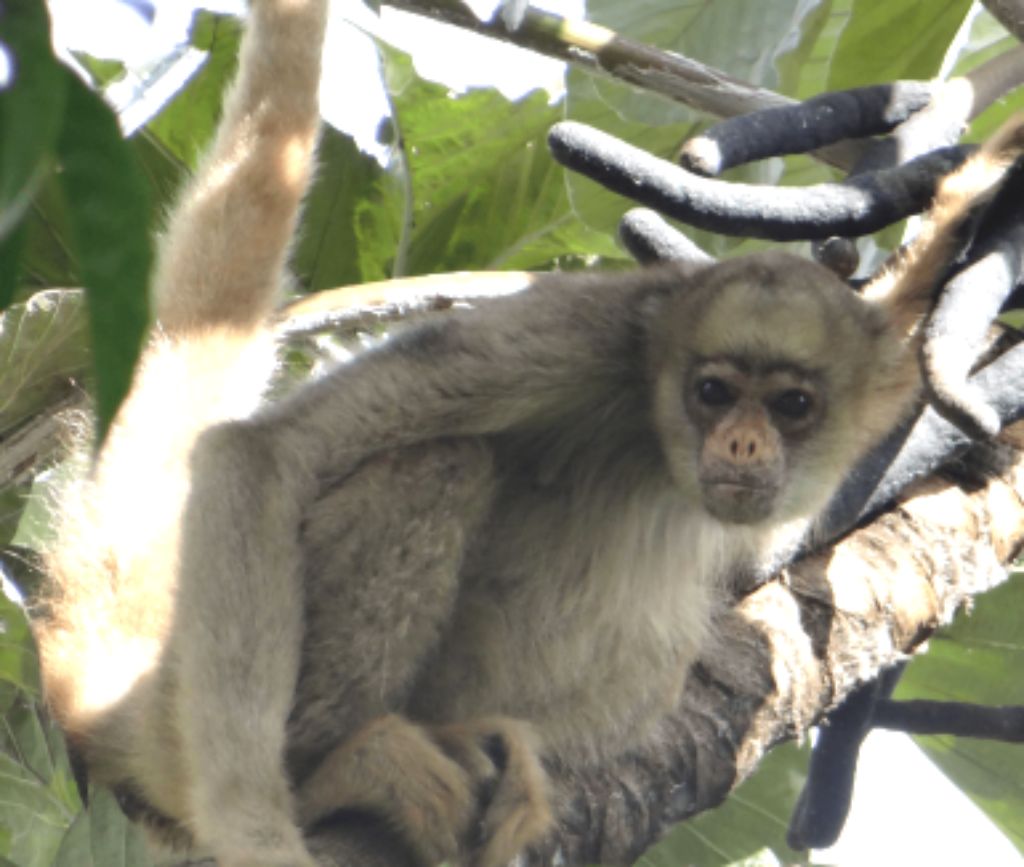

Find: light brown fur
32;8;1024;864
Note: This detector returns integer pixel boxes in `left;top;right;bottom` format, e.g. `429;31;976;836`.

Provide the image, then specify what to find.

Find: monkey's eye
771;389;814;420
696;377;735;407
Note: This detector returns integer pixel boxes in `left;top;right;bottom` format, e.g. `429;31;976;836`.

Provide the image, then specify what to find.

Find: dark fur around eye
697;377;735;407
771;389;814;420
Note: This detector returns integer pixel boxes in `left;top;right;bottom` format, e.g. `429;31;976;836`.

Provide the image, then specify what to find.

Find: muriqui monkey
31;0;1024;865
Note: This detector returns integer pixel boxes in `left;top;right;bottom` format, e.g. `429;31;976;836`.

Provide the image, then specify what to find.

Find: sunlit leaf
0;589;39;695
0;289;89;438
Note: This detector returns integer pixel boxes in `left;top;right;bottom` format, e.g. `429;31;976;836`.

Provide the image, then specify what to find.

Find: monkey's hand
295;714;552;866
434;717;553;867
297;714;476;866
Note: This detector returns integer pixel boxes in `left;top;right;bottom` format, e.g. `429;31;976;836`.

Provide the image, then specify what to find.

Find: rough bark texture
297;426;1024;866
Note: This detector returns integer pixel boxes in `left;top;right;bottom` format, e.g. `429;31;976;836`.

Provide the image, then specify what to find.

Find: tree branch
380;1;1024;174
983;0;1024;42
873;699;1024;741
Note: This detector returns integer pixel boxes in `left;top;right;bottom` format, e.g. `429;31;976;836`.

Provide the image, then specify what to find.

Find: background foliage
0;0;1021;864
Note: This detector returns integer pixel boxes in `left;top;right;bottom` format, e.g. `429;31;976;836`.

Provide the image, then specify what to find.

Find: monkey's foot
297;713;475;865
434;717;553;867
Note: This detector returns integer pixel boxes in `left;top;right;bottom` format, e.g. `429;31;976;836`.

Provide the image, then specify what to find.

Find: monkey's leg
297;715;552;867
287;437;496;775
297;714;476;866
176;425;499;864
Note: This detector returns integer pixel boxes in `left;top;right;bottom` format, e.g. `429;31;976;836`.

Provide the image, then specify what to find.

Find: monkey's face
649;250;886;526
683;358;824;524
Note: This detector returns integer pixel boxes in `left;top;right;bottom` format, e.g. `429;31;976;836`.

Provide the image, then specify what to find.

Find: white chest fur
412;474;788;761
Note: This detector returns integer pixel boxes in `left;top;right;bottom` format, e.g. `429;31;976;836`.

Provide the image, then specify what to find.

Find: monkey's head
649;251;898;526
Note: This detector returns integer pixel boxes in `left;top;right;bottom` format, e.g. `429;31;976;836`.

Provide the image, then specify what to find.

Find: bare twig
873;699;1024;741
983;0;1024;42
380;2;1024;174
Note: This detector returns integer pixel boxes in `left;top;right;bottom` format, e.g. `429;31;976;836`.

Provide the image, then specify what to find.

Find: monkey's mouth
701;479;778;524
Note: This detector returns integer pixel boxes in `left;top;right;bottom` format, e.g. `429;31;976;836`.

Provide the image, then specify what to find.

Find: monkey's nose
728;435;759;461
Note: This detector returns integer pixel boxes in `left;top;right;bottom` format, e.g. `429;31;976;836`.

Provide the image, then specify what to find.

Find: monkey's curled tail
863;112;1024;322
36;0;326;759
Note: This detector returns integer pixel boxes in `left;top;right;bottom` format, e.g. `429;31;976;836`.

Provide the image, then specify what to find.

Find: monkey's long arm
863;116;1024;327
38;0;327;864
165;1;329;863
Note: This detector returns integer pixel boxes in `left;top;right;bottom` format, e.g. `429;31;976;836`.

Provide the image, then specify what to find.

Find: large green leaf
0;0;67;307
0;687;77;867
0;592;39;696
56;70;152;448
295;125;405;288
827;0;974;88
13;171;79;293
0;289;89;437
381;46;621;276
897;576;1024;852
87;788;152;867
642;742;810;866
0;0;65;238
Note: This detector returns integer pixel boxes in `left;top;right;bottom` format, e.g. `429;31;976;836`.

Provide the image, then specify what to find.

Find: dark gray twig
549;121;971;241
787;665;905;851
617;209;714;265
873;699;1024;741
680;82;935;176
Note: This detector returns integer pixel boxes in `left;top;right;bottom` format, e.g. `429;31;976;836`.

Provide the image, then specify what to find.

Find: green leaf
14;171;79;292
0;288;89;438
0;0;66;243
56;70;152;448
0;715;72;867
0;221;27;311
295;126;404;288
642;742;810;865
88;787;152;867
0;486;29;547
53;812;93;867
898;576;1024;852
828;0;975;88
148;12;242;169
0;590;39;695
588;0;819;95
380;46;621;276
